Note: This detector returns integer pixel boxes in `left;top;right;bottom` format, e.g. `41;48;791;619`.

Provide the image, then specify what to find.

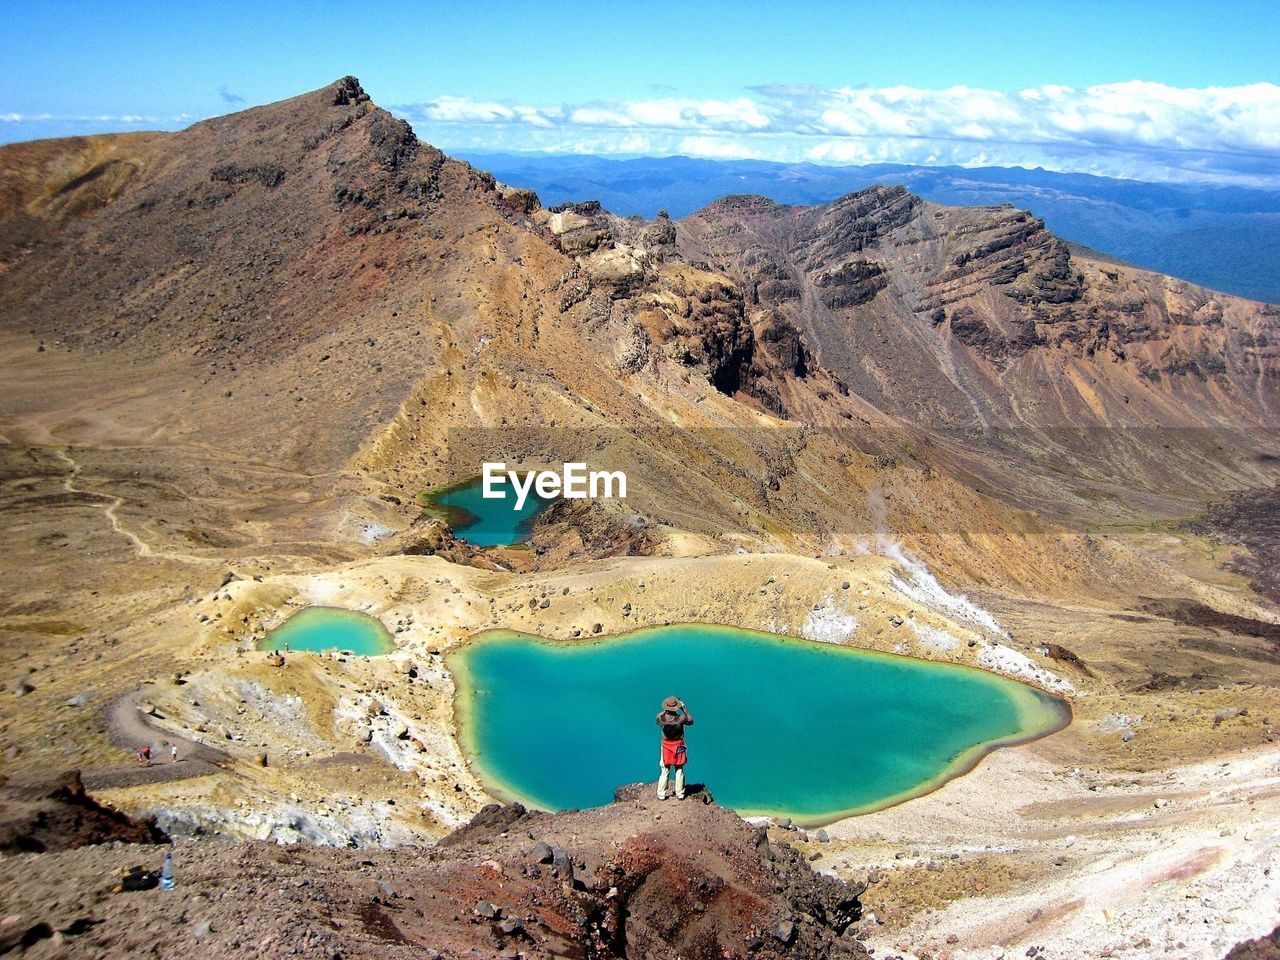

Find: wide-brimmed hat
662;695;681;711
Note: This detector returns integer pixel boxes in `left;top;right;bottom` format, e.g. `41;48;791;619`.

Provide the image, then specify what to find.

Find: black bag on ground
117;865;159;892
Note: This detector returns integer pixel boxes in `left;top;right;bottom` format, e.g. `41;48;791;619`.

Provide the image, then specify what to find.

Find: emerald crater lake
450;625;1069;824
258;607;394;656
422;476;551;547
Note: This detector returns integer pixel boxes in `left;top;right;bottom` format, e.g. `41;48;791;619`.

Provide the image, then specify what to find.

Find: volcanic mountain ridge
3;76;1280;960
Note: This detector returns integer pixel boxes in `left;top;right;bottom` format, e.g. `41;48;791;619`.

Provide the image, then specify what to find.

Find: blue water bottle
160;852;175;890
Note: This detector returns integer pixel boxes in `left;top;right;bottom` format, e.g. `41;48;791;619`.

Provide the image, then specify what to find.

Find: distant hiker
655;695;693;800
170;744;178;763
137;745;151;766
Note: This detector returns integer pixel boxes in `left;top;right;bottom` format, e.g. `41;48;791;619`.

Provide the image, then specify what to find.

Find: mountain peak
329;75;370;106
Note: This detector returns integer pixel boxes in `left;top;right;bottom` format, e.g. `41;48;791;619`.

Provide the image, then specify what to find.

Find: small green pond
450;624;1069;825
257;607;394;656
422;476;552;547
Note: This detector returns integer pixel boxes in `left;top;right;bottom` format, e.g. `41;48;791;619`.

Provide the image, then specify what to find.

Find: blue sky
5;0;1280;184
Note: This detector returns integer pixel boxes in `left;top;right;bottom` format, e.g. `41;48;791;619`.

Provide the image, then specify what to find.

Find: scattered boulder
550;849;574;881
770;919;797;944
530;841;553;864
497;916;523;936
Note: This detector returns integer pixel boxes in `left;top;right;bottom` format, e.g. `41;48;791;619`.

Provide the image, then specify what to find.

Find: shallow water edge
448;623;1072;827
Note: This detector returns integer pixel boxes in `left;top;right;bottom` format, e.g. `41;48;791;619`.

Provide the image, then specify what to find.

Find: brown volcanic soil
1226;927;1280;960
0;785;868;960
1185;487;1280;605
0;770;167;853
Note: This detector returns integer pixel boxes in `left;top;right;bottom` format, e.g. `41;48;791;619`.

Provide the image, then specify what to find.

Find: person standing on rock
656;695;694;800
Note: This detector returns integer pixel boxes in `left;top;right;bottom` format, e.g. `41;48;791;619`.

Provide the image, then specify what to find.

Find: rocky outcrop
328;105;444;227
386;516;511;572
632;262;755;394
0;785;869;960
938;208;1083;306
209;162;286;188
525;498;657;566
0;771;168;852
752;309;809;378
329;75;369;106
545;200;614;256
639;209;677;254
404;785;869;960
673;180;1280;434
814;257;887;308
743;251;803;304
793;185;921;265
947;304;1043;362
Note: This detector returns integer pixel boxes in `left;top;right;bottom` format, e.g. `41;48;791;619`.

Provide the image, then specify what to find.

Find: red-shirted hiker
655;695;694;800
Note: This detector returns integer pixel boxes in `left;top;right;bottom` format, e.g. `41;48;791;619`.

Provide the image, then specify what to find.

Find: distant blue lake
450;625;1069;825
422;476;551;547
258;607;394;656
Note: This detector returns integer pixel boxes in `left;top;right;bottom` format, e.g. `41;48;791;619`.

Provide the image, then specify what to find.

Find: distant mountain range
457;153;1280;304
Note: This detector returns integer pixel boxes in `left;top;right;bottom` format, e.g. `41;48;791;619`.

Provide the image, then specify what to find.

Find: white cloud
676;135;765;159
392;81;1280;186
6;82;1275;186
0;112;179;125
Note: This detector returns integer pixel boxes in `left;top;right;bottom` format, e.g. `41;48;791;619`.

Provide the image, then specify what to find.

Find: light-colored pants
657;762;685;799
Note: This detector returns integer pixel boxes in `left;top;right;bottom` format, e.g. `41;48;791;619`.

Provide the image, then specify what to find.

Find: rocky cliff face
676;184;1280;431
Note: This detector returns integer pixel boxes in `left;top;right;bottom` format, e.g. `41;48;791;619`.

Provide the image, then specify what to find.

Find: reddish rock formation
0;771;167;852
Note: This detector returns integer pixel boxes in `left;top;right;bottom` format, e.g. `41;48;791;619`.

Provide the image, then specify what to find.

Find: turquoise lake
258;607;394;656
423;476;551;547
450;625;1069;825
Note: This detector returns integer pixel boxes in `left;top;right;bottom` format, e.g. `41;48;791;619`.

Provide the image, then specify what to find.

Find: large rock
0;771;168;852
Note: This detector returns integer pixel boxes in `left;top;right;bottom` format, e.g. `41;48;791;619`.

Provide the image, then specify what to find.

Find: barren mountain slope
0;784;869;960
0;77;1117;601
676;189;1280;520
4;77;1277;554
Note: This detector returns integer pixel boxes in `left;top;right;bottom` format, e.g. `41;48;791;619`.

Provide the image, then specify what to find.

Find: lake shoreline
448;622;1071;827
